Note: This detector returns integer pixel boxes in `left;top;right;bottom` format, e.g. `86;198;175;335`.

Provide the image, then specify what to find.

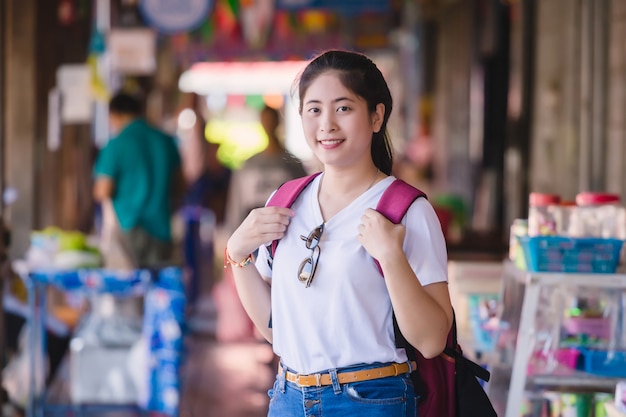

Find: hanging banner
139;0;213;34
276;0;389;14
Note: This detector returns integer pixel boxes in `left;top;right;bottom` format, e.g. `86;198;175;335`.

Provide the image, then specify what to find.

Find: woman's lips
318;139;344;148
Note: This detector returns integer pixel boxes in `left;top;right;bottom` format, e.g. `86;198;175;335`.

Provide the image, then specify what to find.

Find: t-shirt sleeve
403;198;448;286
252;189;280;279
254;244;272;280
93;141;118;179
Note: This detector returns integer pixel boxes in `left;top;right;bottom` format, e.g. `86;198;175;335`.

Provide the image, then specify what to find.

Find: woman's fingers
358;209;405;260
249;206;293;227
228;206;295;258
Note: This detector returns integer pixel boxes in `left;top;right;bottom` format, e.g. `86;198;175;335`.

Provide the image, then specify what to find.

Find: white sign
56;64;93;124
109;29;157;75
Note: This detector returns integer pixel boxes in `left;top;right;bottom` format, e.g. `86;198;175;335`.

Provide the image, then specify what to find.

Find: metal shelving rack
493;261;626;417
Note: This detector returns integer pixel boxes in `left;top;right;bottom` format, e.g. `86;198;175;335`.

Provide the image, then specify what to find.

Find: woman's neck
317;166;383;221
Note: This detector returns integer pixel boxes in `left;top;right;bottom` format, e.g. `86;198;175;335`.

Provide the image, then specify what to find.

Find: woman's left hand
357;208;405;262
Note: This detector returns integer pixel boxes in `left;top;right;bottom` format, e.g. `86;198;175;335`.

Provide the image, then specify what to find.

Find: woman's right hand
226;206;294;261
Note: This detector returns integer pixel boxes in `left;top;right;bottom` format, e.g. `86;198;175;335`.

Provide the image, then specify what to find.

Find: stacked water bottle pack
140;267;186;417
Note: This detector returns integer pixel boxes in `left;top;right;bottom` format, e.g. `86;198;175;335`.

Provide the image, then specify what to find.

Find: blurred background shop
3;0;626;416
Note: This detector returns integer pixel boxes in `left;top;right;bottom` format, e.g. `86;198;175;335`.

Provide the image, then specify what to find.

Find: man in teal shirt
93;92;182;268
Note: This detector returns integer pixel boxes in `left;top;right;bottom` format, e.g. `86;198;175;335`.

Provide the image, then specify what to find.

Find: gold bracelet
224;248;253;269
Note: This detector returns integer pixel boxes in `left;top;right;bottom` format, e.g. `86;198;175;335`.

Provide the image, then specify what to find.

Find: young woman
226;49;453;417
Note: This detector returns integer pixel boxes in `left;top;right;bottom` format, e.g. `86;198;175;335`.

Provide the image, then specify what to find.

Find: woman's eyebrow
304;96;355;106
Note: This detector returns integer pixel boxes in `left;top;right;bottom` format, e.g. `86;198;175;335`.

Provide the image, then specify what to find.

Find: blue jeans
268;362;418;417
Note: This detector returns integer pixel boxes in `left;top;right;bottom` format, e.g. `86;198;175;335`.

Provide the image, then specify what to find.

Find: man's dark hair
109;92;143;116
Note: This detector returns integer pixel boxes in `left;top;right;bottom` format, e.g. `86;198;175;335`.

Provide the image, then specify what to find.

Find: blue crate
518;236;623;273
577;348;626;377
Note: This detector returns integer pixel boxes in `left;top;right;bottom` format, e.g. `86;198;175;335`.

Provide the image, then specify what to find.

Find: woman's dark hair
294;50;394;175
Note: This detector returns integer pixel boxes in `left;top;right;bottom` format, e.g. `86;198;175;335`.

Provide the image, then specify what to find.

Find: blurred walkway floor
179;284;275;417
179;337;275;417
43;337;275;417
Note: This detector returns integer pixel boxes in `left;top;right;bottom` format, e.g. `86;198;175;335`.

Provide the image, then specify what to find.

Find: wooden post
0;0;7;408
4;0;36;258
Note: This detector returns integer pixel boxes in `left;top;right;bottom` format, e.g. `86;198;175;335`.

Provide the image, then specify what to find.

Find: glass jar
528;192;561;236
573;192;621;238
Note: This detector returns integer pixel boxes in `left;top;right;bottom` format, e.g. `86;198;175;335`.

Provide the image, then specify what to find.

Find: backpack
266;173;497;417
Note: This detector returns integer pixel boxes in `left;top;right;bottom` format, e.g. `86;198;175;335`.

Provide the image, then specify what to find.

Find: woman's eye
337;106;350;112
306;107;320;114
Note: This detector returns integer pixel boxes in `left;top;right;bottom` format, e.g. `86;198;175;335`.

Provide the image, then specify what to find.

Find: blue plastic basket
518;236;623;273
577;348;626;377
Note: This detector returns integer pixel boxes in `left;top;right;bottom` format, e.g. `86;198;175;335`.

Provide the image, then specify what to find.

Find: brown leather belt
279;361;416;387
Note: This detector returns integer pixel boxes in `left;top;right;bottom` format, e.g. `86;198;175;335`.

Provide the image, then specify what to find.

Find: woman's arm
228;261;274;342
358;207;453;359
226;205;294;343
378;255;453;358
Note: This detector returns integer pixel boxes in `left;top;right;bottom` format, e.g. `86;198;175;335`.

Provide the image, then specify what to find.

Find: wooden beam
4;0;36;258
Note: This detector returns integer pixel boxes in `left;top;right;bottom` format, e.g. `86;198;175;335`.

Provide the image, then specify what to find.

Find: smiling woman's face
300;70;384;170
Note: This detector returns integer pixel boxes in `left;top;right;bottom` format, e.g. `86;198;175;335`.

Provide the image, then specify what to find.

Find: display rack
25;268;152;417
493;261;626;417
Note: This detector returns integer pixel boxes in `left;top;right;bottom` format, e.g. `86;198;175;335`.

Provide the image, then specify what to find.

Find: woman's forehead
304;73;359;101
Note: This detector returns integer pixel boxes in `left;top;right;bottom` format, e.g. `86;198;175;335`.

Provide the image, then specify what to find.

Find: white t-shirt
255;174;448;374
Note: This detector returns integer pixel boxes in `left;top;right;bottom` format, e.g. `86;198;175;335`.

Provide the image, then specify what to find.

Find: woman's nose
320;115;337;133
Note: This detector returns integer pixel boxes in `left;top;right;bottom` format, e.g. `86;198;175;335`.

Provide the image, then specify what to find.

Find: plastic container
562;317;611;339
518;235;623;273
578;349;626;377
529;348;581;374
528;193;561;236
571;192;621;238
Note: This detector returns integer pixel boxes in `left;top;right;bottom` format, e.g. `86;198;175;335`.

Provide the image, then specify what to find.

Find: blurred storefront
0;0;514;264
0;0;420;257
3;0;626;259
6;1;626;415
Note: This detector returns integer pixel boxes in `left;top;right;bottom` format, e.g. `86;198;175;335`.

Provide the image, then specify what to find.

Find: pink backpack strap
266;172;322;258
267;176;426;263
373;179;427;274
376;179;427;223
266;173;321;209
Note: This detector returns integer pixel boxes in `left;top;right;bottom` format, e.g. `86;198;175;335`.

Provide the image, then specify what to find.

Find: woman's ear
372;103;385;133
